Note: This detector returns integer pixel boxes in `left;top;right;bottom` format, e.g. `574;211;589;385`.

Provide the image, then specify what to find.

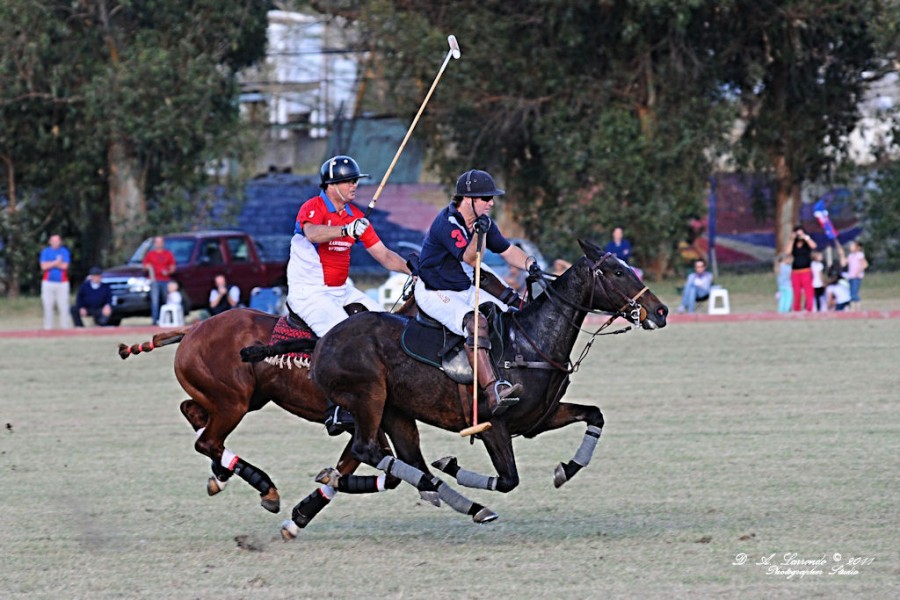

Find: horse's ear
578;239;603;260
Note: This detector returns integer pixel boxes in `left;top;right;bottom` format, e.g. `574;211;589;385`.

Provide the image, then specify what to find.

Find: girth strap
500;354;559;370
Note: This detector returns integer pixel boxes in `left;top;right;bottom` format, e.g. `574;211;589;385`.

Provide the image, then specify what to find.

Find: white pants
414;278;507;336
287;282;381;337
41;280;72;330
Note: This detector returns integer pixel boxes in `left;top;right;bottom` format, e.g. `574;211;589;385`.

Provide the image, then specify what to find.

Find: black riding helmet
320;155;369;189
455;169;505;197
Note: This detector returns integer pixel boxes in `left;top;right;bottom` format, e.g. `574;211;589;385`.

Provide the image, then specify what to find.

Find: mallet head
448;35;461;60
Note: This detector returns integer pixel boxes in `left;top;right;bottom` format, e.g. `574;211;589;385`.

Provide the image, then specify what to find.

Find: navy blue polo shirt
418;204;511;291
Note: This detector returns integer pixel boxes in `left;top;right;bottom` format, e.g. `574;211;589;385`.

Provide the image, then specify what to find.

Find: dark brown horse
118;308;405;518
302;240;668;527
119;268;517;532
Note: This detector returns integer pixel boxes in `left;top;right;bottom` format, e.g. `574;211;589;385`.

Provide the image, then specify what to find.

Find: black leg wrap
562;460;582;481
338;475;380;494
291;490;330;529
210;460;233;481
233;459;273;495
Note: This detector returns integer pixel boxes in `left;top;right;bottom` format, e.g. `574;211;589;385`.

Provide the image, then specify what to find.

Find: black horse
299;240;668;529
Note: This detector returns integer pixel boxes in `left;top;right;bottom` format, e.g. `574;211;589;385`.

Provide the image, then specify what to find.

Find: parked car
101;230;288;325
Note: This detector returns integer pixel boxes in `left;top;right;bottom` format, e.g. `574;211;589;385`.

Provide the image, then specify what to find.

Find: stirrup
491;381;521;415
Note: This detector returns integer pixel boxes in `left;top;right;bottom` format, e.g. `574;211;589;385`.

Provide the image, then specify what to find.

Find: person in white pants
39;234;73;329
285;155;410;433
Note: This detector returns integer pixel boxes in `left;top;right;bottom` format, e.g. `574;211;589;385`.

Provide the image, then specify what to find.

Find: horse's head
578;239;668;330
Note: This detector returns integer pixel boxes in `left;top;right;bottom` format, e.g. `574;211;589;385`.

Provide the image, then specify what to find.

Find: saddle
400;303;507;384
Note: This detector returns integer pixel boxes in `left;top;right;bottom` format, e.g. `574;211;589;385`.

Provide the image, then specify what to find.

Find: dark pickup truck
101;230;289;325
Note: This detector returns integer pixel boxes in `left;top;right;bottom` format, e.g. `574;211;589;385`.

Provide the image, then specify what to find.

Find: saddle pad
269;316;314;361
401;318;455;369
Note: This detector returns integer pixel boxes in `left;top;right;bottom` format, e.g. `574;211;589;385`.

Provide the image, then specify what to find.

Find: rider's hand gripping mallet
460;229;493;437
365;35;461;218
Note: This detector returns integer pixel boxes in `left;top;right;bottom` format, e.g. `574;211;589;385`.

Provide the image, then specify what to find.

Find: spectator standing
810;251;825;311
604;227;632;263
788;225;817;312
208;274;240;316
70;266;113;327
676;258;714;313
39;234;73;329
845;241;868;311
775;253;793;313
142;236;176;325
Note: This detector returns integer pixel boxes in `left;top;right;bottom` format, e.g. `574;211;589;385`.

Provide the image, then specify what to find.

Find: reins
509;254;649;375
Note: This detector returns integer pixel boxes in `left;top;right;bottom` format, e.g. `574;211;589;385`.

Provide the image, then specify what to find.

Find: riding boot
323;399;355;437
463;312;521;416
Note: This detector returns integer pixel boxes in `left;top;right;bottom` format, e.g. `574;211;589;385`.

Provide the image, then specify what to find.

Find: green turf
1;316;897;598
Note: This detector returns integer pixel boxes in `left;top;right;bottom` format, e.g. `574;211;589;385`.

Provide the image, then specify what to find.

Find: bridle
510;252;650;374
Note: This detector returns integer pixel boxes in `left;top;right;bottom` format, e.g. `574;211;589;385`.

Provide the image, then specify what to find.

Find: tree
713;0;889;254
0;0;269;296
336;1;736;278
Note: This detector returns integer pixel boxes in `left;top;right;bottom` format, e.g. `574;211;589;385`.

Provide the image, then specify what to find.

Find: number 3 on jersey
451;229;467;248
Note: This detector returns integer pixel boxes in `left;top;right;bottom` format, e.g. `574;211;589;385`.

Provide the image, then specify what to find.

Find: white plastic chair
159;303;185;327
708;286;731;315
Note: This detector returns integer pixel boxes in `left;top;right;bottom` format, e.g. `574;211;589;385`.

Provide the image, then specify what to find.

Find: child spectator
775;253;793;313
845;241;868;311
166;281;183;307
810;251;825;311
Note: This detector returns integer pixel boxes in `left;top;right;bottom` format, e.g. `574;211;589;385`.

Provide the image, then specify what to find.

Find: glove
473;214;492;234
342;218;370;239
528;259;542;278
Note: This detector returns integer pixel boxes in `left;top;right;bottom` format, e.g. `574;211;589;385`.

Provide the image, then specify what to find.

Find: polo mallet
460;230;493;437
365;35;461;218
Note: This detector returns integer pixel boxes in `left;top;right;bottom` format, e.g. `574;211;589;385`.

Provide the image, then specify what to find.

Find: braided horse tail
118;324;197;360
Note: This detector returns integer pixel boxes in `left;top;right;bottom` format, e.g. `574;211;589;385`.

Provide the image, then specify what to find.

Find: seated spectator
208;274;240;316
825;272;851;311
677;258;713;313
70;266;113;327
166;281;183;307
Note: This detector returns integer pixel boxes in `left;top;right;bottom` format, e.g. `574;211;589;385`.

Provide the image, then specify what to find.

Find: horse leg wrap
376;457;434;491
572;425;603;467
338;474;385;494
233;459;274;495
433;478;475;515
210;460;233;482
291;487;332;529
455;469;498;491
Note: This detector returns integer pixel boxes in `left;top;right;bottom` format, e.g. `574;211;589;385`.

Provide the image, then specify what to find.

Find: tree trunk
108;139;147;259
1;153;21;298
772;153;799;255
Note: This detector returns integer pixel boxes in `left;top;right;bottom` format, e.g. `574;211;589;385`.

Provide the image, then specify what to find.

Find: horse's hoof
431;456;457;474
281;519;300;541
553;463;568;488
207;476;228;496
315;467;340;487
472;507;499;524
418;490;442;507
260;488;281;513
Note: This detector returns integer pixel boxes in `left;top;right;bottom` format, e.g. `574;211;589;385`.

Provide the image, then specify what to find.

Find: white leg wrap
376;474;387;492
572;425;602;467
436;480;475;515
456;469;497;491
221;448;239;471
319;484;336;500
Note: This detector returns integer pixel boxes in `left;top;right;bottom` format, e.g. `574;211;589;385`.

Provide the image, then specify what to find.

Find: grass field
1;313;898;598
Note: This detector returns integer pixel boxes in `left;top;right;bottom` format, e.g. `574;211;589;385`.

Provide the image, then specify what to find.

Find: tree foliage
329;0;899;276
0;0;269;295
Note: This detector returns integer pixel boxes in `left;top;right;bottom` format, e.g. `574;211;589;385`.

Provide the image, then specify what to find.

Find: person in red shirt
286;155;409;336
286;155;409;435
142;236;177;325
